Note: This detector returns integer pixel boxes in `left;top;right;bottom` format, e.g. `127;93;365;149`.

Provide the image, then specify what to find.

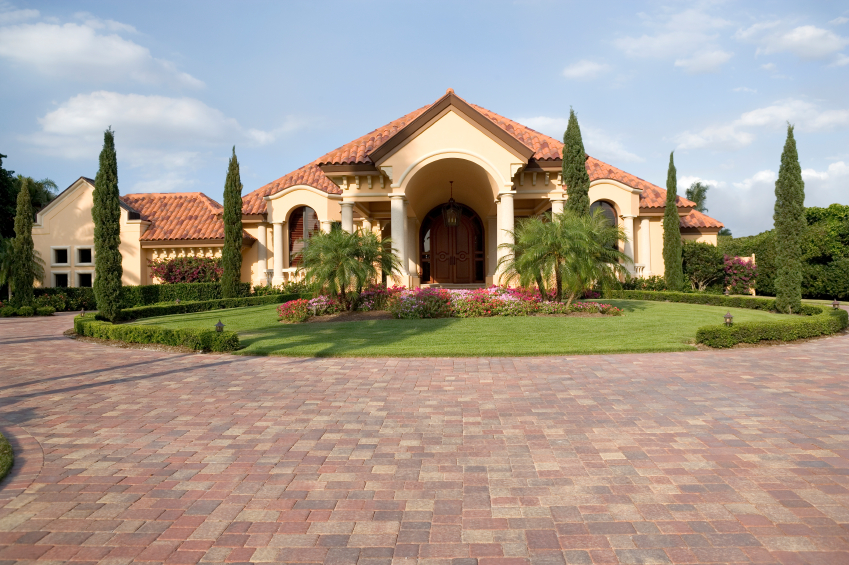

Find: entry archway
420;204;485;284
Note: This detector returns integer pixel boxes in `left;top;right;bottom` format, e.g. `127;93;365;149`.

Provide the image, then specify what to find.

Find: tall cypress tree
773;124;805;313
562;108;591;216
11;177;35;307
662;152;684;290
92;128;123;321
221;147;243;298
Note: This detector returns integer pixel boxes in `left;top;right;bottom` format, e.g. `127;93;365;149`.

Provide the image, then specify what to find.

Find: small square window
54;248;68;264
77;273;93;287
54;273;69;288
78;248;92;264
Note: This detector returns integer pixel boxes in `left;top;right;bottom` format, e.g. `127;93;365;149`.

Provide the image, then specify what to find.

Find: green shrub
277;299;310;323
803;259;849;300
32;287;95;311
107;292;302;322
16;306;34;317
0;306;15;317
74;315;240;352
603;289;821;315
0;430;12;483
696;307;848;348
36;306;55;316
682;241;724;291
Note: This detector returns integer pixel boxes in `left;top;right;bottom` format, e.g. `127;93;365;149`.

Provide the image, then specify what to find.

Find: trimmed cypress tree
662;152;684;290
11;177;35;307
221;147;243;298
773;124;805;314
562;108;591;216
92;128;123;321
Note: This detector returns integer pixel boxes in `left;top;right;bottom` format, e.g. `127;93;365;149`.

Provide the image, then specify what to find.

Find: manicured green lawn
129;300;791;357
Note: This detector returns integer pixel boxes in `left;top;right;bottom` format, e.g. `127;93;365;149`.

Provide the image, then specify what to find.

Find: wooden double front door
420;207;485;284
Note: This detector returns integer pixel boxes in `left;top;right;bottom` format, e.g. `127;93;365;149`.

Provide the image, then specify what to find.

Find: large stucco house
33;89;723;289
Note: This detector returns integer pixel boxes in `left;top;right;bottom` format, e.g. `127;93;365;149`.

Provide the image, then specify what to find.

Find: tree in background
773;124;805;313
685;181;709;213
11;178;35;307
682;241;724;291
562;108;591;216
221;147;244;298
92;128;123;321
0;154;16;240
662;152;684;290
15;175;58;211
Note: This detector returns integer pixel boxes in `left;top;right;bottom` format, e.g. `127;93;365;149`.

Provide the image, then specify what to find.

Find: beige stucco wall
682;230;719;245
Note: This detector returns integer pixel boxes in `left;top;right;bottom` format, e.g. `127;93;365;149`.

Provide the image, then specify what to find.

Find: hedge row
1;306;55;317
110;293;302;322
34;282;252;311
603;289;821;315
74;315;240;352
603;289;847;347
696;308;848;348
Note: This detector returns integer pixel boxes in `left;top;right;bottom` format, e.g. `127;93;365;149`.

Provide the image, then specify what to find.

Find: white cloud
738;22;849;60
675;99;849;150
802;161;849;182
830;17;849;25
0;21;202;88
832;54;849;66
73;12;138;34
614;8;733;73
517;116;643;164
733;87;756;93
674;50;733;73
761;62;776;70
0;6;37;24
678;175;726;189
562;60;611;80
733;169;776;190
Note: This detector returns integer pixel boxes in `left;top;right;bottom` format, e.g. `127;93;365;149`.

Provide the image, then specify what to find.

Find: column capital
389;193;407;201
620;214;638;219
340;201;355;207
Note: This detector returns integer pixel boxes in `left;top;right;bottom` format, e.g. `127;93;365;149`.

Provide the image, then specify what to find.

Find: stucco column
487;216;498;281
257;223;268;283
639;217;652;277
550;197;565;215
341;202;354;233
621;214;636;274
390;195;408;276
497;191;515;278
362;217;373;233
272;221;284;284
320;220;333;233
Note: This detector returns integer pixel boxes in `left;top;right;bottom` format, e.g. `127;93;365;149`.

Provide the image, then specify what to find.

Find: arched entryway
420;204;485;284
288;206;320;266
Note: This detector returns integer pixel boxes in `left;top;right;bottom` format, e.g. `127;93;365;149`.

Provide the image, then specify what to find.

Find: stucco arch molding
392;149;511;193
263;184;342;224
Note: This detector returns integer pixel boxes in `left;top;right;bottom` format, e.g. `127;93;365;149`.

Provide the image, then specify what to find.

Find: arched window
288;206;319;266
590;200;617;227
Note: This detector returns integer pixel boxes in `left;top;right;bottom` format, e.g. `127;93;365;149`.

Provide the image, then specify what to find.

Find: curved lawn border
604;289;848;348
109;293;303;322
0;430;12;482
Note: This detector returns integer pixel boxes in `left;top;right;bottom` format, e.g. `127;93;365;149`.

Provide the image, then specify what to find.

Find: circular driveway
0;314;848;564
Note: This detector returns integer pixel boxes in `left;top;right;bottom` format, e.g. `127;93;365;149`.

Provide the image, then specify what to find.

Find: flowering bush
148;257;222;284
308;295;343;316
35;293;67;311
623;275;667;291
357;284;405;311
387;288;453;319
277;299;310;323
451;287;538;317
724;255;758;295
252;280;308;296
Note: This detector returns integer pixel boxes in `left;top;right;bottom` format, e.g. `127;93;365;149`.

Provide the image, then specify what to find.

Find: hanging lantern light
442;181;461;228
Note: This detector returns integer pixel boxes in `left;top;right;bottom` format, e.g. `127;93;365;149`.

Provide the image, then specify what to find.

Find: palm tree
499;209;631;305
295;226;402;310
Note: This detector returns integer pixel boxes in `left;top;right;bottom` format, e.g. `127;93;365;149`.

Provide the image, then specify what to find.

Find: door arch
420;204;485;284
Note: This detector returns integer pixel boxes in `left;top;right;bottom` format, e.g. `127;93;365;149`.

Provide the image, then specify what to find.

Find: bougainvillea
277;299;310;323
724;255;758;295
148;257;223;284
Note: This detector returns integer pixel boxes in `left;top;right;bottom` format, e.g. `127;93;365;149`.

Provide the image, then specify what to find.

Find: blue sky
1;0;847;236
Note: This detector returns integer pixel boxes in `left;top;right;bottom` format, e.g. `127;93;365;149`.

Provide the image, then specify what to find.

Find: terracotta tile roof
120;192;255;242
680;209;724;229
241;162;340;215
242;91;698;213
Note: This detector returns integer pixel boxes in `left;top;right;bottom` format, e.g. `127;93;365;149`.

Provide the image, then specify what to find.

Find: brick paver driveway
1;314;848;565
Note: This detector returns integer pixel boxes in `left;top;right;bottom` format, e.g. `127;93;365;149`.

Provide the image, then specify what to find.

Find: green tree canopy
221;147;244;298
0;154;16;240
11;177;35;307
773;124;805;313
562;108;591;216
662;152;684;290
685;181;709;213
92;128;123;321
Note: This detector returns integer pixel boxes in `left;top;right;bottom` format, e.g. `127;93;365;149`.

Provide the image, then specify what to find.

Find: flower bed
278;286;622;322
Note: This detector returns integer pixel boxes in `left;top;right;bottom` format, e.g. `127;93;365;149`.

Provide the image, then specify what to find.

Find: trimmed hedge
74;315;240;352
34;281;253;312
602;289;847;347
696;307;848;348
36;307;55;316
109;293;302;322
603;289;821;315
0;430;12;483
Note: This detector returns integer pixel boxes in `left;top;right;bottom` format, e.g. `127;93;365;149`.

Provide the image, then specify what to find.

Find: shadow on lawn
237;318;462;357
603;299;652;314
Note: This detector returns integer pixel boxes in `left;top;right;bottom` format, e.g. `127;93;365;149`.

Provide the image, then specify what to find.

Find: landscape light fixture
724;312;733;326
442;181;461;228
175;298;180;305
833;299;840;310
80;308;85;318
215;319;224;333
724;289;730;296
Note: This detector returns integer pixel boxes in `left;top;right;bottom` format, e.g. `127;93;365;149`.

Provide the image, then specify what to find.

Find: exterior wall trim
263;184;343;202
395;148;507;188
